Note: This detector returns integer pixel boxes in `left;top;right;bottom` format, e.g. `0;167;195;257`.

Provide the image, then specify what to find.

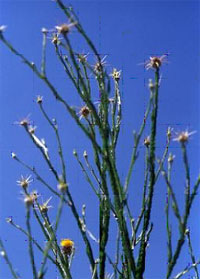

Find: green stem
136;68;159;278
0;34;102;155
24;125;59;181
65;188;98;278
38;195;72;279
166;160;172;264
39;103;67;182
26;205;38;279
9;220;57;266
0;238;19;279
133;147;149;248
173;259;200;279
99;195;110;279
124;94;153;194
186;230;199;279
166;143;193;278
162;171;182;225
73;151;100;197
41;30;47;76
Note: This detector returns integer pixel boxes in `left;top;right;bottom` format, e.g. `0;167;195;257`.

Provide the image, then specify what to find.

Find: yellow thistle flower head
60;239;74;256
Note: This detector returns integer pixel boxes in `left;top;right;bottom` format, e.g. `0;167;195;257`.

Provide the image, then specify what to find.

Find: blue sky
0;0;199;278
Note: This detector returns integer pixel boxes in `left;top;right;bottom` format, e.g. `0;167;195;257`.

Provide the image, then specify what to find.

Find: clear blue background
0;0;199;278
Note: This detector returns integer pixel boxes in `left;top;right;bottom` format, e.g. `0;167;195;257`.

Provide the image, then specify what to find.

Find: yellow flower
60;239;74;256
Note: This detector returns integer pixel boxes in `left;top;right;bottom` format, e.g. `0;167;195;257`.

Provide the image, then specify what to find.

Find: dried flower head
83;150;88;158
20;119;29;127
6;217;13;223
55;22;76;35
24;192;37;207
0;25;7;34
15;115;31;127
144;136;151;147
148;79;155;90
94;56;107;73
60;239;74;256
0;251;5;257
145;55;167;70
79;106;90;119
82;204;86;216
31;190;39;200
73;149;77;156
41;28;48;34
110;68;121;81
185;228;190;236
77;53;88;64
17;175;33;189
51;33;61;45
108;98;115;104
24;196;33;207
173;129;196;143
168;153;175;163
57;180;68;193
36;95;43;104
28;125;37;134
167;127;173;139
11;152;17;159
37;197;52;214
79;217;86;232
